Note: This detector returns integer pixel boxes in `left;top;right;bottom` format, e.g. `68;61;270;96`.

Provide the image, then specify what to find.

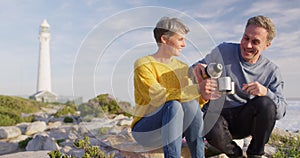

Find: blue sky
1;0;300;103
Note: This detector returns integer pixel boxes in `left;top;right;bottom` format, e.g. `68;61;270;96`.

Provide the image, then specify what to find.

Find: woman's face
162;33;186;56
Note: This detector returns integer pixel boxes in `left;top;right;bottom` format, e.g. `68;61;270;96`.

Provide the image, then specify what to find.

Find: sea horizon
275;99;300;132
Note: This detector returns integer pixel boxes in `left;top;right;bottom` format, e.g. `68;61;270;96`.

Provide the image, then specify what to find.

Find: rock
0;150;51;158
67;148;85;158
233;139;244;149
25;134;59;151
25;121;47;135
108;126;123;135
113;114;127;120
16;122;30;135
8;135;29;143
47;128;68;140
0;142;19;155
272;127;294;138
47;121;63;129
119;145;191;158
0;126;21;139
265;144;276;156
102;126;191;158
33;112;51;123
48;116;65;123
61;145;72;153
0;107;297;158
117;117;132;126
41;106;60;114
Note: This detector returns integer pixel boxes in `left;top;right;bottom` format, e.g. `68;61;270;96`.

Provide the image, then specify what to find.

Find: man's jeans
204;96;276;157
132;100;204;158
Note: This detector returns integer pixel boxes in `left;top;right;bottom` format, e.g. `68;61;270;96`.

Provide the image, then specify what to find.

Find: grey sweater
195;42;287;120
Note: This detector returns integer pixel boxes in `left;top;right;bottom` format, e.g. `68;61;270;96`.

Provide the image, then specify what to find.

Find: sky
1;0;300;104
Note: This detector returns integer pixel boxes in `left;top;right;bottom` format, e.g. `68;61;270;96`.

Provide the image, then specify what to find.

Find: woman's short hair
153;17;189;44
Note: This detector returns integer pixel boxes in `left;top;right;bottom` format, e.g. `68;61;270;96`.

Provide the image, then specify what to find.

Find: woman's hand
198;78;220;100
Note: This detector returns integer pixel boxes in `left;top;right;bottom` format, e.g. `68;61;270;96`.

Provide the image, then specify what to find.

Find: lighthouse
37;19;52;92
30;19;57;102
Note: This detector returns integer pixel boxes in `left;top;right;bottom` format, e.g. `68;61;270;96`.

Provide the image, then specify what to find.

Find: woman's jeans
132;100;204;158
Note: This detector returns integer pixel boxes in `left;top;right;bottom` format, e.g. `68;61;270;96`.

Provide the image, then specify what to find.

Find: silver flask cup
217;77;235;94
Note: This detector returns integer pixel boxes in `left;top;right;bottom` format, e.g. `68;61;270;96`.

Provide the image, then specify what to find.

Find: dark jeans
204;96;276;157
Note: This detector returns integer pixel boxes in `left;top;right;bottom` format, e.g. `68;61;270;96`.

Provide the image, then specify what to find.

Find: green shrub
63;116;74;123
98;127;110;135
97;94;120;114
55;139;66;145
54;102;77;117
18;137;33;149
269;133;300;157
0;95;43;113
95;94;132;116
78;103;104;118
0;95;43;126
0;114;16;126
22;115;35;122
0;106;22;126
48;136;114;158
48;150;72;158
78;93;133;118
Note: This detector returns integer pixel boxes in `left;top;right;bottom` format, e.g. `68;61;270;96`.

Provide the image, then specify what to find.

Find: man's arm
242;69;287;120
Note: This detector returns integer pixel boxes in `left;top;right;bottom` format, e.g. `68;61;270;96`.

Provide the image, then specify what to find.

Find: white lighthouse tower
31;19;57;102
38;19;52;92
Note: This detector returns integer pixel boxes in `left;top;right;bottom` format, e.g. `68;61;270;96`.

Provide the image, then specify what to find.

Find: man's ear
265;42;272;50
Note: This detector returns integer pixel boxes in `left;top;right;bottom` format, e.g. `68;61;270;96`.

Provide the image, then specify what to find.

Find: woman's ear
160;35;168;44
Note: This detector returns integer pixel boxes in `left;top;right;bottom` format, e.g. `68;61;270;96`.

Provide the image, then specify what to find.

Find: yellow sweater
131;56;207;128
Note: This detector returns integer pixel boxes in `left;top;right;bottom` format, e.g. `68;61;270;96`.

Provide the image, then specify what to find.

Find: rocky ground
0;105;298;158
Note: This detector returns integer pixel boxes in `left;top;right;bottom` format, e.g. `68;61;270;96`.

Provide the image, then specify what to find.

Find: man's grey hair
246;15;276;42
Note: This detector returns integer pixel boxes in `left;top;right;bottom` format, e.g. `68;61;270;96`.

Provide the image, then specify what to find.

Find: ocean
275;99;300;132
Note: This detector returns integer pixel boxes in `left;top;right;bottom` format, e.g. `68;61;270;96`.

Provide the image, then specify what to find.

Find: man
192;15;287;157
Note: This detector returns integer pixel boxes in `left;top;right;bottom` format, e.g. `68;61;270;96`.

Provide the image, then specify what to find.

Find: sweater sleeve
134;62;166;107
266;68;287;120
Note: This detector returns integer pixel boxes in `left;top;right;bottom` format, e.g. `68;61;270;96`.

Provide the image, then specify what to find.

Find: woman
131;17;207;158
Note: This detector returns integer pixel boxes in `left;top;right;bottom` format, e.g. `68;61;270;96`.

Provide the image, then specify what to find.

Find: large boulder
25;134;59;151
0;142;19;155
102;127;191;158
0;151;51;158
25;121;47;135
0;126;21;139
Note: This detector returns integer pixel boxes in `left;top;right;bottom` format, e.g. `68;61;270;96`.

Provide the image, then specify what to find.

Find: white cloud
243;1;281;16
271;56;300;98
269;30;300;57
186;2;234;19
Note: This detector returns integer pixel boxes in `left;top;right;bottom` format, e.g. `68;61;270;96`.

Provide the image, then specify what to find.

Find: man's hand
192;63;207;83
242;81;267;96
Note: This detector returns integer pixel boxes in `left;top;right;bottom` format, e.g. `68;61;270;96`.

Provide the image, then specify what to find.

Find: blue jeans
132;100;204;158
